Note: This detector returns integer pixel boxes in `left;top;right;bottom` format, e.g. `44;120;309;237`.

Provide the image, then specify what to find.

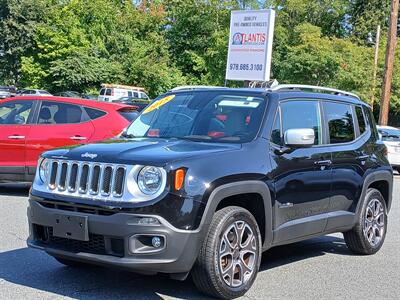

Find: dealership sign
225;9;275;81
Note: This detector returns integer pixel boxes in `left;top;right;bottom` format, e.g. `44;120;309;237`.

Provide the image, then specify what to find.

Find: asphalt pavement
0;180;399;300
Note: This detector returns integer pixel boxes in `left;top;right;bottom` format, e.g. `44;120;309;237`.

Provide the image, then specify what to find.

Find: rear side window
84;107;107;120
324;102;355;144
119;110;139;122
355;106;366;134
280;100;322;145
38;101;85;124
105;89;112;96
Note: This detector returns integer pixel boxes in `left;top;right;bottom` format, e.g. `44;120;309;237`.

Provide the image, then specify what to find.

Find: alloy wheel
219;220;258;288
363;199;385;247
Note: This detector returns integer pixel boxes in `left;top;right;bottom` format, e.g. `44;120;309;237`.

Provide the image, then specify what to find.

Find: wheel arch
199;181;273;249
358;170;393;216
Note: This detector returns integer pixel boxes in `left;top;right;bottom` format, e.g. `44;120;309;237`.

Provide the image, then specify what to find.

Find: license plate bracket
53;214;89;241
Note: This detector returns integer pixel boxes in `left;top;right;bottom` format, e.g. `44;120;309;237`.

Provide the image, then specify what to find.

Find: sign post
225;9;275;82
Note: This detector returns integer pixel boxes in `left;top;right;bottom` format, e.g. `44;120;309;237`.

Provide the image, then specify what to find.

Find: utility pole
371;25;381;111
379;0;399;125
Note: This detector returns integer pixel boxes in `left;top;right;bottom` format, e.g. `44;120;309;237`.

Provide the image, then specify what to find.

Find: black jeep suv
27;85;393;299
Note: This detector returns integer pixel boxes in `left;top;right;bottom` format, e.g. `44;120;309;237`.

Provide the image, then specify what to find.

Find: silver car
0;86;16;99
377;125;400;172
16;89;52;96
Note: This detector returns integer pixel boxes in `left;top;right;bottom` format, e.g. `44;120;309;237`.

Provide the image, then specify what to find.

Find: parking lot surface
0;180;399;300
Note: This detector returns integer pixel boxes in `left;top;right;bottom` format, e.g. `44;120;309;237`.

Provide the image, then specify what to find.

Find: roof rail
270;84;360;99
170;85;224;91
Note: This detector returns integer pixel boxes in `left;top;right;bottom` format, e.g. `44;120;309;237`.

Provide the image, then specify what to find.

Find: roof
377;125;399;130
2;96;131;110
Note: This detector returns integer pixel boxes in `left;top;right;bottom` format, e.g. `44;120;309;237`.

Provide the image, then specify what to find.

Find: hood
44;138;241;166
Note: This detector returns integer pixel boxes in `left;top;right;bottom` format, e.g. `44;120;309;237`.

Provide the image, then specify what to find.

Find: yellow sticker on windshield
143;95;175;114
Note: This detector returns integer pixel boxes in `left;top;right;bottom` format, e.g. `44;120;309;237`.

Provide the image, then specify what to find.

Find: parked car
54;91;98;100
98;83;149;102
377;125;400;172
17;89;52;96
0;96;137;182
27;85;392;299
112;97;150;112
53;91;82;98
0;85;17;99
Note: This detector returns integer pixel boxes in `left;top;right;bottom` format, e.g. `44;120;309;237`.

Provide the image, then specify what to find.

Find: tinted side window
324;102;355;144
100;89;105;95
38;101;84;124
281;100;322;145
0;101;33;124
355;106;366;134
105;89;112;96
85;107;107;120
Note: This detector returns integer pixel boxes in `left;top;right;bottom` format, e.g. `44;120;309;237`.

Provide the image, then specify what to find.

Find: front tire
192;206;262;299
344;188;387;255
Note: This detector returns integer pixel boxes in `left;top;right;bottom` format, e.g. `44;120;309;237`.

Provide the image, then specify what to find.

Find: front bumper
27;199;204;274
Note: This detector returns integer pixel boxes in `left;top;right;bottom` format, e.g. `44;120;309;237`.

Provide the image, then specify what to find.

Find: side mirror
284;128;315;147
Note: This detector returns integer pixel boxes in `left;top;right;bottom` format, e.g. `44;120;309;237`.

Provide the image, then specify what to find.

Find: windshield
379;128;400;141
125;91;266;143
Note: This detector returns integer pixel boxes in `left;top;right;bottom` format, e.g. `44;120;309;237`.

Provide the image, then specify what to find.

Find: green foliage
0;0;399;116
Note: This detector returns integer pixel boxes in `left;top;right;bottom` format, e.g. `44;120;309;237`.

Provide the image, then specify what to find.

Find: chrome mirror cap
284;128;315;147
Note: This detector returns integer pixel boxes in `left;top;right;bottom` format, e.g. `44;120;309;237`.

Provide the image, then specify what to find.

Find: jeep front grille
46;160;127;199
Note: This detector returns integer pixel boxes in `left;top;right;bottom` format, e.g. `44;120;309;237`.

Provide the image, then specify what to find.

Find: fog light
152;236;162;248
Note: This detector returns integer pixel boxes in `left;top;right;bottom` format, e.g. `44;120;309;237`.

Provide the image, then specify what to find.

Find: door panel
0;100;34;172
0;125;31;169
25;101;95;168
270;100;332;243
271;147;333;242
325;103;368;229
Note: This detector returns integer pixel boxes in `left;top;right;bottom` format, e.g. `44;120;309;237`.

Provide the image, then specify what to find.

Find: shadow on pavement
260;235;352;271
0;183;30;197
0;235;351;299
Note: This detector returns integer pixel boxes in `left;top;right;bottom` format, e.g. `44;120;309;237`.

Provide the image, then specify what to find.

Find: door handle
8;135;25;139
70;135;87;141
314;159;332;166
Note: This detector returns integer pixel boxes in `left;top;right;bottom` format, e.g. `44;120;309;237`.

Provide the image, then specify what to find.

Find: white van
98;84;149;102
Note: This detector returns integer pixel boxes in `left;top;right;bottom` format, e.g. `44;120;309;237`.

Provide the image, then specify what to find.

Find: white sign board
225;9;275;82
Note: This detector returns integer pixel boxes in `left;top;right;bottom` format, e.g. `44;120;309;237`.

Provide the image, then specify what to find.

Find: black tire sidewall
211;208;262;298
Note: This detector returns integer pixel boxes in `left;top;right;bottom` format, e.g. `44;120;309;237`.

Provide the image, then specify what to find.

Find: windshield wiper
121;132;136;139
180;135;212;141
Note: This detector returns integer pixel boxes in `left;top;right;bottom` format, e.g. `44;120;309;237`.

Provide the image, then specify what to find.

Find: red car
0;96;137;182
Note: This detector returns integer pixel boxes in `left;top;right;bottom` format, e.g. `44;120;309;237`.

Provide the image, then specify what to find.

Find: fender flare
356;170;393;217
198;180;273;249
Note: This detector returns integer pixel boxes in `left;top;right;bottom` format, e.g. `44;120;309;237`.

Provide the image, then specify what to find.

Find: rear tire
191;206;262;299
344;188;387;255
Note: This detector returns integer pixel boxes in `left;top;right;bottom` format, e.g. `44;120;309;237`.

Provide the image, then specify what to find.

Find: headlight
39;158;49;183
137;166;163;195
